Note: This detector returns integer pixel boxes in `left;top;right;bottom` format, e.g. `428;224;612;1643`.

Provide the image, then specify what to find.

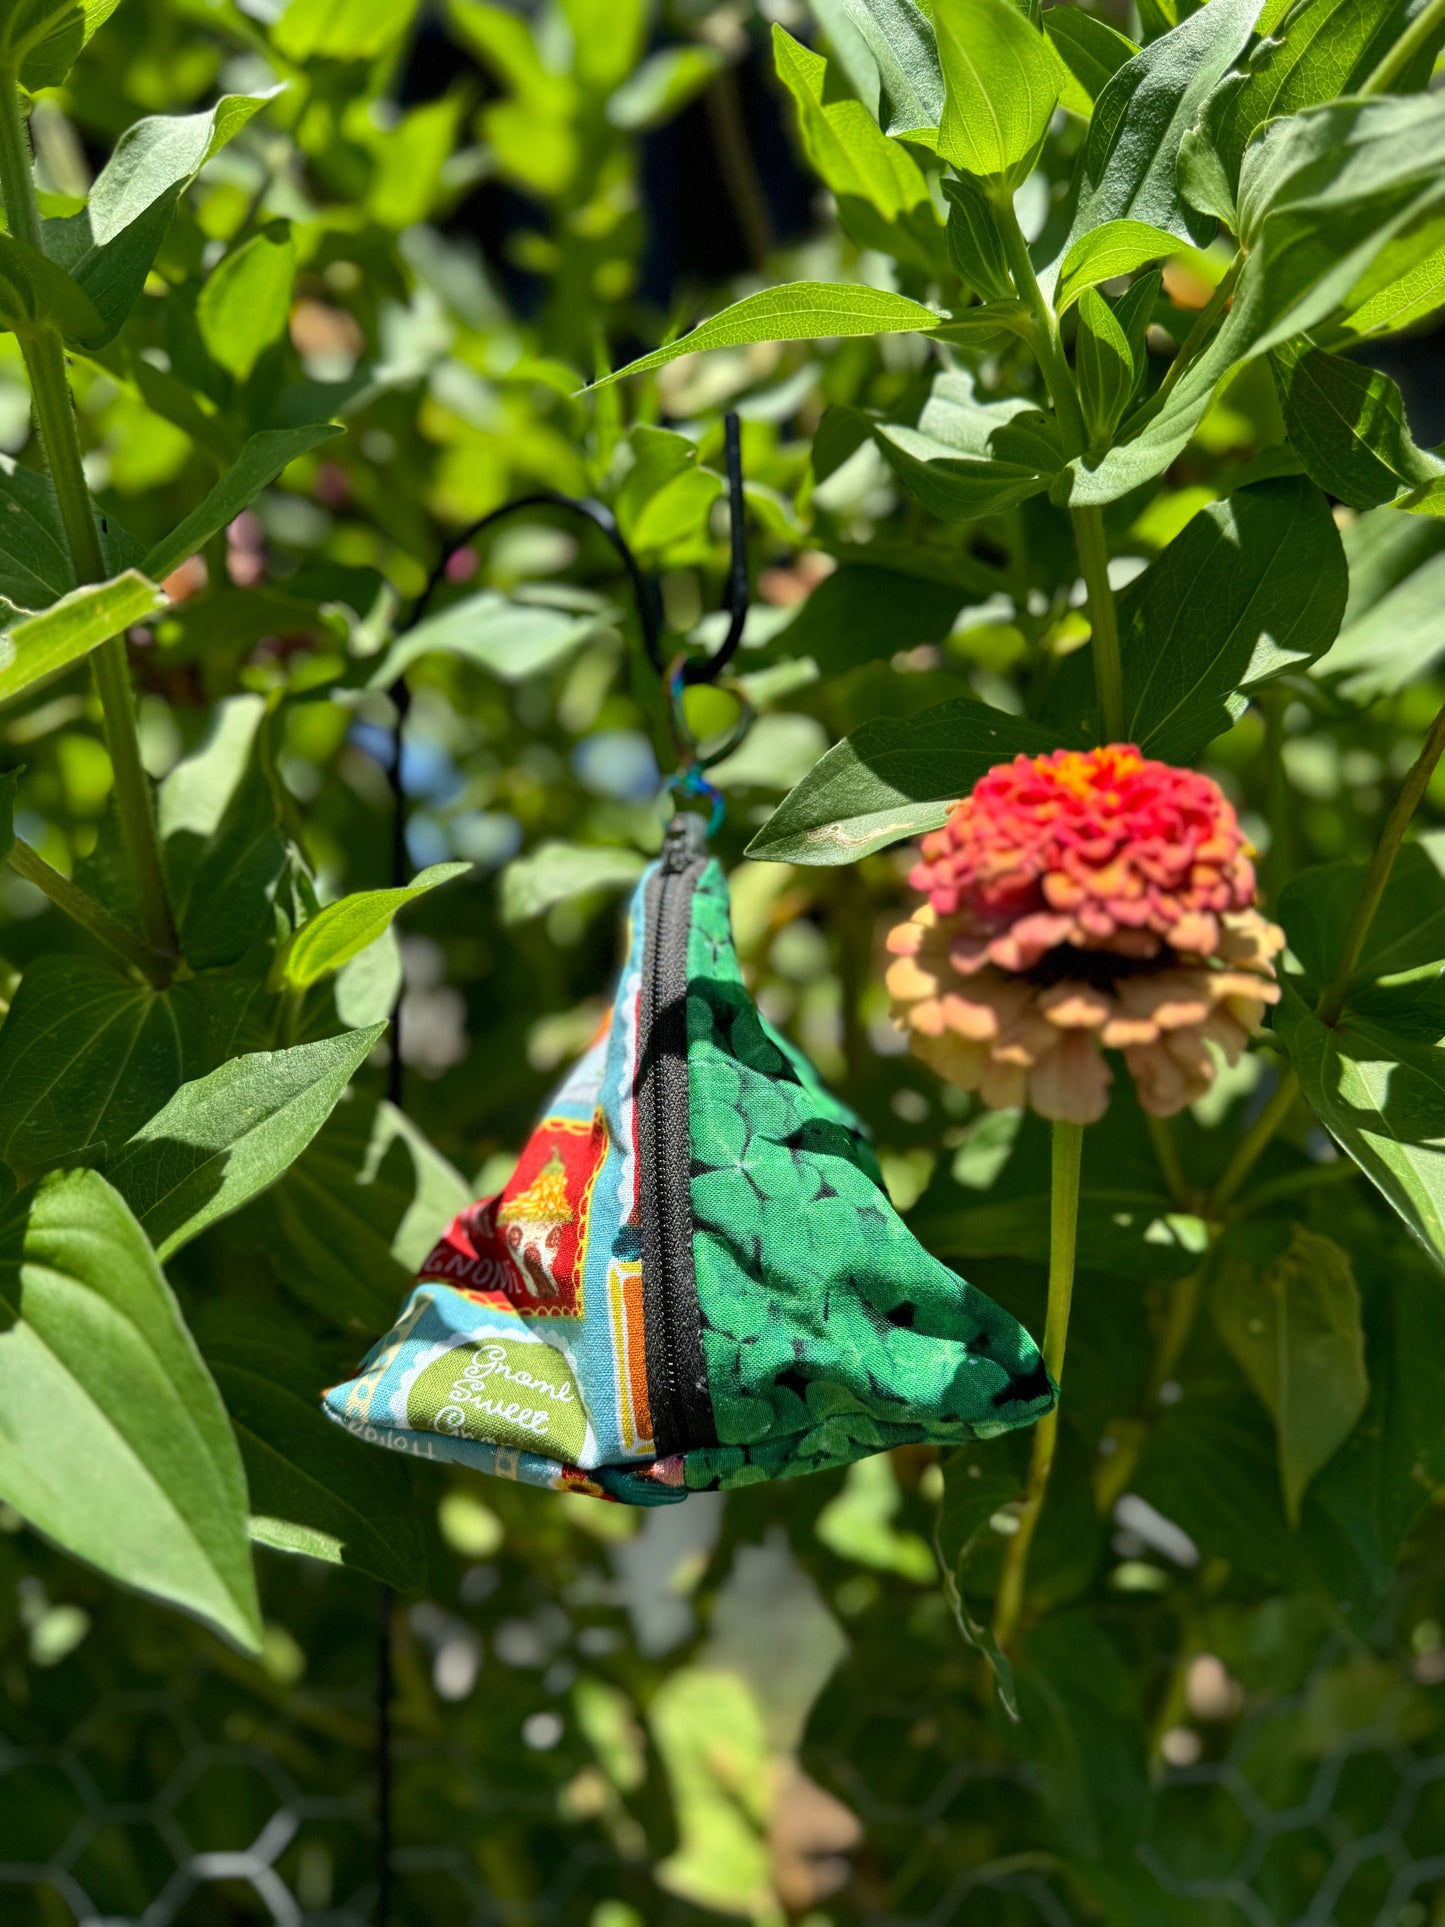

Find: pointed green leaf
199;1308;426;1591
0;956;255;1177
933;0;1057;182
0;232;103;342
1056;218;1178;313
583;282;941;391
105;1026;388;1259
367;588;616;687
196;222;298;383
0;570;164;706
0;1168;261;1650
1311;511;1445;697
234;1092;471;1330
1076;287;1136;443
141;424;344;585
746;701;1070;864
272;863;469;991
1065;0;1263;253
500;842;646;924
1045;478;1347;759
1276;964;1445;1268
1044;8;1138;116
819;0;945;138
42;91;281;347
1214;1228;1369;1525
1271;338;1445;510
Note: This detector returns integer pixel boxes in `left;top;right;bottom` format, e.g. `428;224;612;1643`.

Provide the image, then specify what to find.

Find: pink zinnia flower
886;747;1283;1124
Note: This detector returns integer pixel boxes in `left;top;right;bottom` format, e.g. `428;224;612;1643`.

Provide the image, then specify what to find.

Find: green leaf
819;0;945;139
583;282;940;391
873;366;1060;521
615;425;723;553
0;767;18;855
273;0;418;61
1076;287;1137;444
933;0;1057;183
936;1436;1030;1716
499;842;647;924
105;1026;387;1260
196;222;298;384
1043;8;1139;117
141;424;344;585
606;46;723;130
942;174;1016;303
0;570;164;707
773;26;942;273
1276;980;1445;1267
234;1091;470;1331
0;956;254;1177
6;0;124;91
745;700;1068;864
1281;833;1445;1006
157;696;289;971
368;588;616;687
1044;478;1347;760
198;1309;426;1591
1181;0;1445;227
1064;0;1263;254
1270;338;1445;511
1213;1226;1369;1524
272;863;469;991
42;91;280;347
0;456;82;611
1055;218;1178;314
1310;510;1445;696
0;233;103;341
768;565;965;673
0;1168;260;1650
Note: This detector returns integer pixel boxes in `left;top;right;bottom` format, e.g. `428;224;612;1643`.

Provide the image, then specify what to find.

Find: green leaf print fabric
325;836;1055;1504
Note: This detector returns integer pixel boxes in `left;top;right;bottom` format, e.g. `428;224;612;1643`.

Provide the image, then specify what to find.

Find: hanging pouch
324;815;1056;1503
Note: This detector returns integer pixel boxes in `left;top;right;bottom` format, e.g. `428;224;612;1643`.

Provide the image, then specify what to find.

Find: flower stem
0;72;177;974
991;187;1087;455
1070;503;1126;742
1360;0;1445;92
1316;697;1445;1027
993;1119;1083;1652
1209;1066;1300;1212
1093;1259;1208;1514
6;838;171;981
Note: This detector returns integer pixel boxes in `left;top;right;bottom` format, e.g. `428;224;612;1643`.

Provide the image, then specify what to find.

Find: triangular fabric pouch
324;821;1056;1502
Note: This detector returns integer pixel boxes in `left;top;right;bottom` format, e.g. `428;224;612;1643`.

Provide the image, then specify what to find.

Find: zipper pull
661;812;707;872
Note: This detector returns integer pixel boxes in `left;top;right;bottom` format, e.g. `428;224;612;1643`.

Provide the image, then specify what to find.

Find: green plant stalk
0;73;178;970
1070;503;1126;742
990;187;1087;454
1146;1112;1193;1209
1094;1260;1208;1514
992;1119;1083;1652
6;838;169;981
1360;0;1445;93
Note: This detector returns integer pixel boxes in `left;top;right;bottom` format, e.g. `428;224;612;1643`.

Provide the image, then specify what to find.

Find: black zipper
638;815;719;1459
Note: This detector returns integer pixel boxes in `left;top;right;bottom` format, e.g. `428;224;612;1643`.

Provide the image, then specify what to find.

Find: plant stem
6;838;170;981
991;188;1087;455
0;72;177;971
1147;1112;1193;1209
993;1119;1083;1653
1070;502;1126;741
1316;697;1445;1026
1360;0;1445;93
1210;1067;1301;1212
1093;1259;1208;1514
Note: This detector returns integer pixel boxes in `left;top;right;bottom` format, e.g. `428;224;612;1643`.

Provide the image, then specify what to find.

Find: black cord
681;411;749;686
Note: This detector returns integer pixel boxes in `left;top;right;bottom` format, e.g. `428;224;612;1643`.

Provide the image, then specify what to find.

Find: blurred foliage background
2;0;1445;1922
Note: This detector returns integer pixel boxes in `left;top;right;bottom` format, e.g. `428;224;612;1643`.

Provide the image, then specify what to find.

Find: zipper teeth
640;826;713;1457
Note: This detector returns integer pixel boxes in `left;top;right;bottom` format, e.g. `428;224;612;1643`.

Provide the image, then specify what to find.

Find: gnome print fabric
324;822;1056;1503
